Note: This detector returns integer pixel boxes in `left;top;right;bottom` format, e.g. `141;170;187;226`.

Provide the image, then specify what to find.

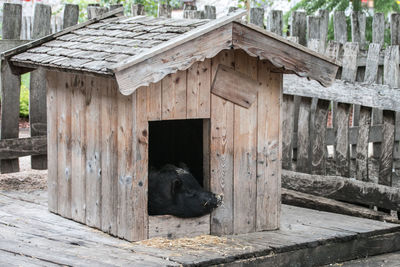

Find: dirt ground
0;129;47;192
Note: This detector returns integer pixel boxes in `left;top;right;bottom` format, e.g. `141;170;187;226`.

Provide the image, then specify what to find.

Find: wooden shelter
2;8;338;241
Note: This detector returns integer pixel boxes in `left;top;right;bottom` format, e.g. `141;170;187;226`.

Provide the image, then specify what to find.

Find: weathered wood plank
249;8;264;28
204;5;216;20
187;59;211;118
256;60;281;231
0;136;46;160
341;42;359;83
85;76;102;227
296;97;312;173
134;86;149;241
391;13;400;45
100;79;118;235
379;110;395;187
147;81;162;121
351;11;366;47
364;43;381;84
290;11;307;46
311;99;330;175
283;75;400;113
57;72;72;219
211;64;259;109
383;46;400;88
373;13;385;46
149;215;210;239
232;23;338;87
267;10;283;36
355;106;371;182
334;103;351;177
210;50;234;235
282;170;400;211
2;3;22;40
46;71;58;213
282;189;399;223
282;94;294;170
233;49;257;234
70;74;86;224
334;11;348;44
161;71;187;120
63;4;79;29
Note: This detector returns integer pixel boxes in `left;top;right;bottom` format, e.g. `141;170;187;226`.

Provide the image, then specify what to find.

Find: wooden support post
390;13;400;45
63;4;79;29
204;5;216;19
249;8;264;28
373;13;385;47
0;3;22;173
158;3;171;18
131;3;145;16
30;3;51;170
87;6;108;20
267;10;282;36
334;103;351;177
379;110;395;186
334;11;347;44
290;11;307;46
355;106;371;182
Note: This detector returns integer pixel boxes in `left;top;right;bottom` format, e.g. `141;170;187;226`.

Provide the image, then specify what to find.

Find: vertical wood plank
233;49;257;234
100;79;118;235
383;46;400;88
70;74;86;223
249;7;264;28
311;99;330;175
117;92;134;239
290;11;307;46
30;3;52;170
85;76;102;228
2;3;22;39
341;42;359;83
57;73;72;219
134;86;149;241
63;4;79;29
373;13;385;46
334;11;348;44
46;71;58;213
379;110;395;186
162;71;187;120
187;59;211;119
364;43;381;84
318;9;329;48
282;94;294;170
267;10;283;36
210;50;234;236
296;97;312;173
256;60;281;231
355;106;372;182
390;13;400;45
334;103;351;177
147;82;162;121
203;119;211;191
351;11;366;47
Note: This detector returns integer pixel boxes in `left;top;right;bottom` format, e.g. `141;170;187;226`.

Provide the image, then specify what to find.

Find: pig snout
204;193;223;209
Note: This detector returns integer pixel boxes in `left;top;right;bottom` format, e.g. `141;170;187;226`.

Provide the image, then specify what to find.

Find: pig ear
171;178;182;195
178;162;190;172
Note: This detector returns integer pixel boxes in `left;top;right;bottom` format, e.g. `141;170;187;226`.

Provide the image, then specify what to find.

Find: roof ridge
1;7;124;60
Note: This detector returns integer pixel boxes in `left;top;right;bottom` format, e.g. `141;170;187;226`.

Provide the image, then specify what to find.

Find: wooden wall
46;49;282;241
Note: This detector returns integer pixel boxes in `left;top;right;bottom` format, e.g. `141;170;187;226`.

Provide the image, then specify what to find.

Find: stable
3;8;338;241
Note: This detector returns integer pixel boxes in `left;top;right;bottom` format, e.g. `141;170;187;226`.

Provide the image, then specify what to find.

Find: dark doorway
148;119;206;185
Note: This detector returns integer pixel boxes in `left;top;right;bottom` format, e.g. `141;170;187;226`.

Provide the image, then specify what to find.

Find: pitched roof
4;8;339;96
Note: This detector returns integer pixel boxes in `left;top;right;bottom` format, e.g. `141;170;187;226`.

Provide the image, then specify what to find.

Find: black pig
148;164;222;218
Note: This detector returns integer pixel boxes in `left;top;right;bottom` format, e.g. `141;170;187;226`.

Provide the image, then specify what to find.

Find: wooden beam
282;189;399;223
282;170;400;211
232;22;339;87
283;75;400;112
211;64;259;108
0;136;47;160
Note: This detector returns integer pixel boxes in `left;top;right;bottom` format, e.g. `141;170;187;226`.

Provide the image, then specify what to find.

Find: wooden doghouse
4;8;338;241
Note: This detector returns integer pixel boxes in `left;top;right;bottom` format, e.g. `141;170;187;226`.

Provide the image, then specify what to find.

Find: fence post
158;3;171;18
0;3;22;173
334;11;347;44
132;3;145;16
351;11;366;48
290;11;306;46
391;13;400;46
87;6;108;20
249;8;264;28
29;3;52;170
318;9;329;49
204;5;216;19
267;10;282;36
373;13;385;46
63;4;79;29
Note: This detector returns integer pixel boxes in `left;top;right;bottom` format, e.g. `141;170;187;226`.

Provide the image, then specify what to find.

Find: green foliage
20;74;30;118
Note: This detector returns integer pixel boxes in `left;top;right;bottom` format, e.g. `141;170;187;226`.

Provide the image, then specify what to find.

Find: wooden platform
1;190;400;267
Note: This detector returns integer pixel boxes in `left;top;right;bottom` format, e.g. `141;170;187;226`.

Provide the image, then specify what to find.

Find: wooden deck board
0;190;399;266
